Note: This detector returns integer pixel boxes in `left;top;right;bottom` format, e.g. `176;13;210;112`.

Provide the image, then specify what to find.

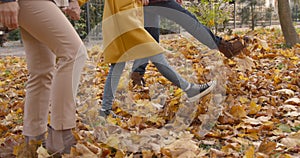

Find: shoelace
198;82;211;91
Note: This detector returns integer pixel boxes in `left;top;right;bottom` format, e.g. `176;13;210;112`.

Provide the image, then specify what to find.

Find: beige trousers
18;0;87;136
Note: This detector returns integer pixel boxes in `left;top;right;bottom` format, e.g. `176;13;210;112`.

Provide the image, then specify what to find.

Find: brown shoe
16;133;46;158
218;37;245;58
130;72;145;86
46;126;76;156
25;133;46;145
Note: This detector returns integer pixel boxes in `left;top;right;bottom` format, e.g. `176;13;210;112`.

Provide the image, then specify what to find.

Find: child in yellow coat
100;0;217;118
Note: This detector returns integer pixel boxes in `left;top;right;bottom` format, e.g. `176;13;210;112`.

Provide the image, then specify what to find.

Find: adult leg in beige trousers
18;0;87;154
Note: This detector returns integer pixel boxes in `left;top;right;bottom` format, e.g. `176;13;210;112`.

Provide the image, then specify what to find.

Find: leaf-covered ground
0;28;300;158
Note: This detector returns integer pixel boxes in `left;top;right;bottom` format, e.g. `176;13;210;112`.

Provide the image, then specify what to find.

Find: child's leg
100;62;126;116
149;53;216;101
148;53;190;90
131;7;160;78
132;58;149;75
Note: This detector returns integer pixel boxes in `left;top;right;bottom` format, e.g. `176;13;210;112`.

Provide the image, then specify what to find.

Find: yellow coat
102;0;164;63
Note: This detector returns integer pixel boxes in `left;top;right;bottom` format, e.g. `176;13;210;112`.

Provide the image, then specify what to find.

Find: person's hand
63;0;81;20
176;0;183;4
141;0;149;6
0;2;19;30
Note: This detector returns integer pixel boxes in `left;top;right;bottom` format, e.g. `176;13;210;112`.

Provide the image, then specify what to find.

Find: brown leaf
67;143;97;157
142;150;153;158
281;131;300;148
258;140;277;155
210;148;226;157
284;97;300;106
218;112;236;124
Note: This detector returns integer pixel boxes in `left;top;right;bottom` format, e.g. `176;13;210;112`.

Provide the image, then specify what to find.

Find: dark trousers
133;0;222;74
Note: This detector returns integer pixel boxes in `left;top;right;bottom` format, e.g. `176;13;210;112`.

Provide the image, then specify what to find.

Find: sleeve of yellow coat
102;0;164;63
78;0;88;6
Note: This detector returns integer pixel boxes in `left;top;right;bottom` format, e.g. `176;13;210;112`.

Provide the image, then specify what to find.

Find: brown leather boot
218;37;245;58
46;126;76;156
130;72;145;86
25;133;46;145
16;133;46;158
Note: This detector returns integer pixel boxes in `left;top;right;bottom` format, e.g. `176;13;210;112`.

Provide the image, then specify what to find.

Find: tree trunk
278;0;300;47
251;4;255;30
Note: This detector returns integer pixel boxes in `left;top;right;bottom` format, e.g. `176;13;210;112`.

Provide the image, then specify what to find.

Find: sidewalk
0;40;102;57
0;41;25;56
0;25;298;57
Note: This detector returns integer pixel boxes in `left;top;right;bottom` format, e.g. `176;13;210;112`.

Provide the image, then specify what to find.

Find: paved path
0;40;102;57
0;41;25;56
0;25;297;57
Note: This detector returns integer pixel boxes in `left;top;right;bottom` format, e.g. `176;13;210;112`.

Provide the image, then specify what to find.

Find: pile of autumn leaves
0;28;299;157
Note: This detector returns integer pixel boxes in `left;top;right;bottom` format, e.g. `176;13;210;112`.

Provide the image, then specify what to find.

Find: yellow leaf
290;56;299;60
273;75;281;84
240;132;259;140
173;89;183;97
248;101;261;115
116;107;122;113
239;75;249;81
208;19;215;27
279;154;293;158
280;49;294;58
228;59;237;66
0;88;5;93
230;105;247;118
15;108;23;114
169;99;179;106
243;146;255;158
239;97;249;104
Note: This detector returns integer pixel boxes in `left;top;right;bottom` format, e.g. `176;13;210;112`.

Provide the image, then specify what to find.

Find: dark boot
46;126;76;157
218;37;245;58
130;72;145;86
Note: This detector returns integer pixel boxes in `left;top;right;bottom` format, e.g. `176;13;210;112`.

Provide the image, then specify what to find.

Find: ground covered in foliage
0;28;300;158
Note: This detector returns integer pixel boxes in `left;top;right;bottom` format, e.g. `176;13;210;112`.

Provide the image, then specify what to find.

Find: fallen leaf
36;145;50;158
230;105;247;118
274;89;294;97
284;97;300;105
244;146;255;158
281;132;300;148
278;124;292;133
248;101;261;115
258;140;277;155
243;117;262;125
